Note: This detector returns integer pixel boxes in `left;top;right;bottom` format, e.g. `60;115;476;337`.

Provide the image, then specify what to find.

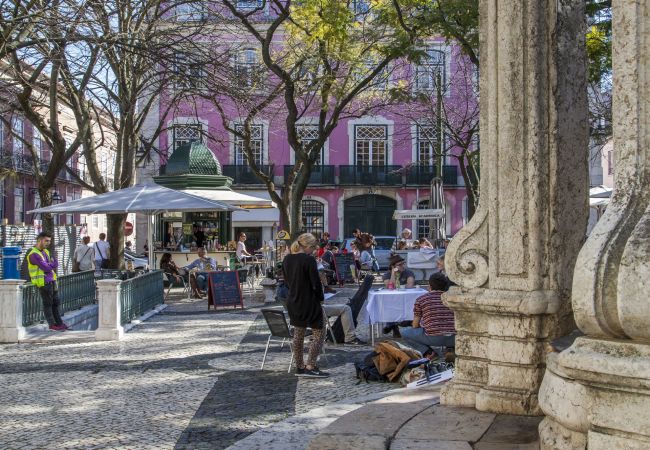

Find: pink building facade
140;5;477;247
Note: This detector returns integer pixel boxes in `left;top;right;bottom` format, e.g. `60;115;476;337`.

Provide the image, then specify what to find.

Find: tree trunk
107;214;126;269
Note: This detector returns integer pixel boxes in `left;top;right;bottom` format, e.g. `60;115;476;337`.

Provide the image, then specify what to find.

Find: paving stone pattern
0;289;397;450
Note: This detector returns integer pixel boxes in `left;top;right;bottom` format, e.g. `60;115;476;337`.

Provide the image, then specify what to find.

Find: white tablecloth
366;288;428;324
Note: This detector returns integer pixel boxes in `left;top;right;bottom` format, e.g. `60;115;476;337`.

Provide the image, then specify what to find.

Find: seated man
322;302;363;345
382;255;416;288
399;273;456;357
184;247;217;297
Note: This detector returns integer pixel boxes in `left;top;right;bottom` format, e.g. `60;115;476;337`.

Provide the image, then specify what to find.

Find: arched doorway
344;195;396;237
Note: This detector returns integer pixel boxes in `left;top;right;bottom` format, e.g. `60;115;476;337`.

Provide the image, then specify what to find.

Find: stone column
0;280;27;343
539;2;650;448
440;0;589;415
95;279;124;341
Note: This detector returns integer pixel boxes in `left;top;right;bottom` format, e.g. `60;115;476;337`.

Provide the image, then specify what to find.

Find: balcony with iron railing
405;165;459;186
338;165;403;186
283;165;335;185
222;165;273;185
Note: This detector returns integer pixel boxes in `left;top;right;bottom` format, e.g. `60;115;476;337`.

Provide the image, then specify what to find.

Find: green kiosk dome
155;142;232;189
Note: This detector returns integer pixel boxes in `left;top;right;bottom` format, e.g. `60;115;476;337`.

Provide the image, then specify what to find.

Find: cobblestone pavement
0;287;397;450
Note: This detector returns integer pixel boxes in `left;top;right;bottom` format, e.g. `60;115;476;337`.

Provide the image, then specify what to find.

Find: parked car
124;250;148;269
341;236;395;270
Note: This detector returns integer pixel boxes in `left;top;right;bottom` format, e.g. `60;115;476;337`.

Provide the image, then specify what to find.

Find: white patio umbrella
28;182;243;269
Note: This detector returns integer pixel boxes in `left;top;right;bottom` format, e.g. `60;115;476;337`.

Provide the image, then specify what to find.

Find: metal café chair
260;308;296;373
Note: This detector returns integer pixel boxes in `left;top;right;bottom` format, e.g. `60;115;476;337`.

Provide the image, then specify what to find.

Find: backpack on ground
354;351;387;383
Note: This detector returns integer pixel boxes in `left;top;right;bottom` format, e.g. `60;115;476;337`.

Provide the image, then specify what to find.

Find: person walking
283;233;329;378
94;233;110;269
27;232;67;331
73;236;94;271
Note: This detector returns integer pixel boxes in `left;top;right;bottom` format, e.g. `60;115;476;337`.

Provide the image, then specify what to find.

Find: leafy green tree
197;0;436;237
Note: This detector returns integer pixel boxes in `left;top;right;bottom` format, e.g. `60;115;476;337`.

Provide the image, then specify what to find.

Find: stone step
308;388;543;450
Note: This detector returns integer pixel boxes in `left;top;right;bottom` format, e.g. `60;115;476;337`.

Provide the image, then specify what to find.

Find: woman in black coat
283;233;329;378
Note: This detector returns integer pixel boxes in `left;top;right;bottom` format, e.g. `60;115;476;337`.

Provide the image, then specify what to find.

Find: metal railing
119;270;164;325
405;165;459;186
22;270;96;327
338;165;402;185
222;164;273;184
283;165;335;185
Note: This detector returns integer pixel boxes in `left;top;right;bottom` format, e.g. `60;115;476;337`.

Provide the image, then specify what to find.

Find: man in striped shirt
399;272;456;356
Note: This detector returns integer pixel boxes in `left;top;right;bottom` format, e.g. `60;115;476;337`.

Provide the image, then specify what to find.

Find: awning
230;190;280;223
393;209;445;220
589;185;613;208
181;189;275;209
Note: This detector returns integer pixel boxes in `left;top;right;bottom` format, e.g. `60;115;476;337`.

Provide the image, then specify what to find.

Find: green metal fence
120;270;164;325
22;270;96;327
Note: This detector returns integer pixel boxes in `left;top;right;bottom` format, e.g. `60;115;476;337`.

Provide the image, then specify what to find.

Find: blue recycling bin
2;246;22;280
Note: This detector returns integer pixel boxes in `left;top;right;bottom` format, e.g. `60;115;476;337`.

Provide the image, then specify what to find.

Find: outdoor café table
365;287;428;345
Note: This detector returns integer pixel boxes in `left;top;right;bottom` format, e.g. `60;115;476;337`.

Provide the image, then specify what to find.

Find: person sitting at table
392;228;414;251
399;272;456;358
236;232;255;263
418;238;434;249
382;255;416;289
160;252;199;297
184;247;216;298
381;255;416;336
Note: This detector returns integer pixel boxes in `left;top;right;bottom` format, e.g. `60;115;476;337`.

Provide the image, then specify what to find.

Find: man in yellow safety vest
27;232;67;331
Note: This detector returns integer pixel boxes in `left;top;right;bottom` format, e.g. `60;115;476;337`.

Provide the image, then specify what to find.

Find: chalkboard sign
207;271;244;310
333;253;356;285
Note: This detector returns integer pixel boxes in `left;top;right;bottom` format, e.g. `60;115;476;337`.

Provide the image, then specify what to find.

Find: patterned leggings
292;318;326;369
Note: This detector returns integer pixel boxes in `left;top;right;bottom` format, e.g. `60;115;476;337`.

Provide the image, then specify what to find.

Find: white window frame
234;123;265;166
33;127;45;159
166;117;208;162
296;124;324;165
355;58;390;91
234;47;261;88
173;2;208;21
171;123;203;152
289;119;330;165
236;0;264;10
11;117;23;154
347;116;394;165
14;186;24;224
354;124;388;166
414;45;450;94
173;51;207;90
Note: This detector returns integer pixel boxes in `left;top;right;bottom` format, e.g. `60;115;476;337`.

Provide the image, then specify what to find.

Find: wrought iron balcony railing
405;165;459;186
283;165;335;185
338;165;403;186
222;165;273;185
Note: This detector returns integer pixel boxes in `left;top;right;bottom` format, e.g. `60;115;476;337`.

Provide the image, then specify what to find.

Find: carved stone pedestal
442;288;563;416
540;337;650;449
439;0;588;417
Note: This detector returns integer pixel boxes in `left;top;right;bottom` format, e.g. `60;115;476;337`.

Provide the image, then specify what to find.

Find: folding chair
322;305;338;344
260;308;295;373
163;273;190;300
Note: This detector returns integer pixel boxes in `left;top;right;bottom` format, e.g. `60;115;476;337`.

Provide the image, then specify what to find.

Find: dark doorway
344;195;397;237
234;227;262;253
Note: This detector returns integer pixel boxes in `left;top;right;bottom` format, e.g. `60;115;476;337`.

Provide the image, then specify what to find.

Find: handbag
95;243;110;269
